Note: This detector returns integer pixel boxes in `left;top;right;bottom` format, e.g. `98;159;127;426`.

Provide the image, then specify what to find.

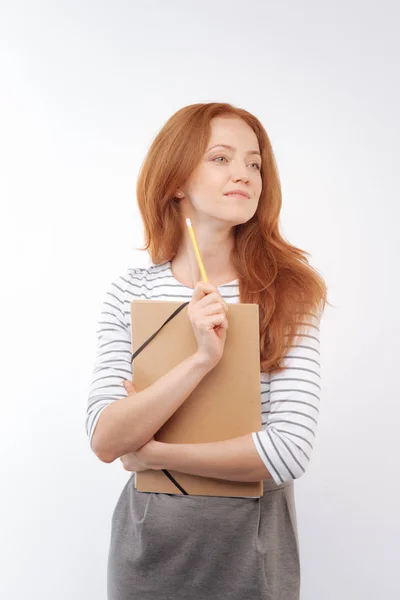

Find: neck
171;217;237;288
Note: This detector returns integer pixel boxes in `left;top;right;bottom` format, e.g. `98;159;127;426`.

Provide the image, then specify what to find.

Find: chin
222;214;254;227
206;205;257;226
227;208;257;226
233;216;254;226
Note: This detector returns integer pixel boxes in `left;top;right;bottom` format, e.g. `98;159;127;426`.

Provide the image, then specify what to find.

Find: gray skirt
107;475;300;600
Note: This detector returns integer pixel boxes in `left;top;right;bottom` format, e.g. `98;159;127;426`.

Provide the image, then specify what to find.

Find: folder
130;300;263;497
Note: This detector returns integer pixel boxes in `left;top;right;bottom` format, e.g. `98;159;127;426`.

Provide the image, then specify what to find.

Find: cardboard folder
130;300;263;497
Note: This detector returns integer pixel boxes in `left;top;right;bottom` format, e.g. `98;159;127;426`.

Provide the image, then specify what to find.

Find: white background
1;1;399;598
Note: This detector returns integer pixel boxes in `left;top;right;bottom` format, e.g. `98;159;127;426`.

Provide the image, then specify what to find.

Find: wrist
148;440;168;470
191;351;218;374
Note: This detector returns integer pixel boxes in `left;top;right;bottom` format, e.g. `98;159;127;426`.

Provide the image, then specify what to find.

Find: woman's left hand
119;379;163;472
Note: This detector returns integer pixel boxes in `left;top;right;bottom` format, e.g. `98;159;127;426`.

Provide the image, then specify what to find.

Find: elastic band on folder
161;469;189;495
131;302;189;361
131;301;190;495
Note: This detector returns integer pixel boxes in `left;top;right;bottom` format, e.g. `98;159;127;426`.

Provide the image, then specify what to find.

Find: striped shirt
86;261;321;485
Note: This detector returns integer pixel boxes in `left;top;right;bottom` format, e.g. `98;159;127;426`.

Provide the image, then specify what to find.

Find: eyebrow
207;144;261;158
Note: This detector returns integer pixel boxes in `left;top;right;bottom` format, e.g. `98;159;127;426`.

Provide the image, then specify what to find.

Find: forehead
208;116;259;150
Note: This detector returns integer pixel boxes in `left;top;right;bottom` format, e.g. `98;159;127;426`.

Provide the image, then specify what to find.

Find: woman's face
180;116;263;227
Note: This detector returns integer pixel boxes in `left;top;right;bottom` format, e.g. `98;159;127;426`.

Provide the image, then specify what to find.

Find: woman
86;102;328;599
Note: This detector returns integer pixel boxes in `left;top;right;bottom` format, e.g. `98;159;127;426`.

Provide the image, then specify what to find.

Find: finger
202;314;228;331
194;291;229;312
120;455;130;470
123;379;137;394
191;281;217;303
122;460;134;471
120;453;137;471
200;302;227;318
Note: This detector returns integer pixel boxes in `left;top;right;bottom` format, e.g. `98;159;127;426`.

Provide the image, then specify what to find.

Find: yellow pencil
185;218;209;283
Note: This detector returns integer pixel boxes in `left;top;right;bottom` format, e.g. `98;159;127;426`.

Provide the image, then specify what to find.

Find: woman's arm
92;351;212;463
88;272;230;465
134;313;322;485
139;434;273;482
87;272;221;465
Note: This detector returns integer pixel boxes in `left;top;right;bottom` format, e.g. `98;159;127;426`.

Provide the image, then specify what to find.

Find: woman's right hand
188;281;229;369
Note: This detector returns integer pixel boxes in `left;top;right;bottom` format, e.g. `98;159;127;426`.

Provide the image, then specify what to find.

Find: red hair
136;102;329;373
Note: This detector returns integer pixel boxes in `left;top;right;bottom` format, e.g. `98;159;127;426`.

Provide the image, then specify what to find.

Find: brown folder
130;300;263;497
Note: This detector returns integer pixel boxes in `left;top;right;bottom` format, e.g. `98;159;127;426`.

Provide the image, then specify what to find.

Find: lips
224;190;250;199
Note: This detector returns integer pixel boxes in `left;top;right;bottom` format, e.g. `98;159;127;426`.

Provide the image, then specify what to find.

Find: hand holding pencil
185;218;229;368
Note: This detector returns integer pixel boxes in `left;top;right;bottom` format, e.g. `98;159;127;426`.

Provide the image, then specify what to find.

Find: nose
230;160;250;183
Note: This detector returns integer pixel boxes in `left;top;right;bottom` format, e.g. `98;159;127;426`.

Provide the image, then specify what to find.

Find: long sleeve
85;273;132;448
251;313;322;484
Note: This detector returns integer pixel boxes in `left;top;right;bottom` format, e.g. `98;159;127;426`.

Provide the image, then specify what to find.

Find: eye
213;156;261;171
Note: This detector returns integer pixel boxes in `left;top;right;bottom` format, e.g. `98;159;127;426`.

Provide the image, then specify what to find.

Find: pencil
185;218;208;283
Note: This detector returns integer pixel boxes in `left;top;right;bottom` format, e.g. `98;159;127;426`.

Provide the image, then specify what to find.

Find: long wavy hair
136;102;329;373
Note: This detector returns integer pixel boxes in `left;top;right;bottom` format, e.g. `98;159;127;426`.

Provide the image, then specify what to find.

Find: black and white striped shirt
86;261;321;485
